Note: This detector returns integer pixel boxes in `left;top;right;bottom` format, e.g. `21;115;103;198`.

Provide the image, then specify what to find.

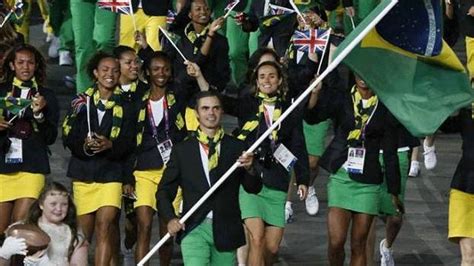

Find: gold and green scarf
136;90;185;146
237;92;282;143
347;85;378;146
185;23;210;54
11;77;38;93
62;87;124;140
196;127;224;171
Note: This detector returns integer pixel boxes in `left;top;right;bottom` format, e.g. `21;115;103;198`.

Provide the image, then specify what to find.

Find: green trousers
328;0;378;35
225;0;259;86
181;220;236;266
70;0;116;92
49;0;74;52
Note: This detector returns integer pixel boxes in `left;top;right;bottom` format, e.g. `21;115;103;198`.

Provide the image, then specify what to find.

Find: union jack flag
97;0;132;15
71;94;88;115
292;29;330;53
166;10;176;25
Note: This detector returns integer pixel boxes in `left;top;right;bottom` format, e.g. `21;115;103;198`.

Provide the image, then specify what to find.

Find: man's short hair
194;91;222;110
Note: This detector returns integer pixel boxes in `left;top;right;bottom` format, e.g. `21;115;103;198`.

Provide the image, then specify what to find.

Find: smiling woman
62;51;135;266
218;60;309;265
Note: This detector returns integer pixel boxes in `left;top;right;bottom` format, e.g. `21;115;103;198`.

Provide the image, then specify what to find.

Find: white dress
37;222;72;266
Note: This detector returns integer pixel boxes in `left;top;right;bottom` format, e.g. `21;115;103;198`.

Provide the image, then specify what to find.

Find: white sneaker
305;186;319;215
423;139;437;170
379;239;395;266
285;201;293;224
408;160;420;177
48;36;60;58
59;50;73;66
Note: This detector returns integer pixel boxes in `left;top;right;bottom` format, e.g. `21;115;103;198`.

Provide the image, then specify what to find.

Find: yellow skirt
0;172;45;202
448;189;474;242
73;181;122;216
466;36;474;79
185;107;199;132
134;169;182;214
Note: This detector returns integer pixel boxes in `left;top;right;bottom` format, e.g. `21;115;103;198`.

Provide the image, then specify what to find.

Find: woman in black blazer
305;74;402;266
63;52;135;266
0;44;59;239
221;60;309;265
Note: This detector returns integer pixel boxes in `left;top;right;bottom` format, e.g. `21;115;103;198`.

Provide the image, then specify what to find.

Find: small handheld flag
268;4;294;16
97;0;132;14
224;0;240;18
1;0;23;28
292;29;330;53
166;10;177;25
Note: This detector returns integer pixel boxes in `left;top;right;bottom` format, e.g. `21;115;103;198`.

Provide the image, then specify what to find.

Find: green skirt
303;120;329;157
378;151;409;216
240;185;287;228
328;168;381;215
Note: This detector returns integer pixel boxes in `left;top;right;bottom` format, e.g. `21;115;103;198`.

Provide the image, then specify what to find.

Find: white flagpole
0;11;13;28
86;96;92;138
349;16;356;30
316;29;332;75
159;26;188;62
138;1;399;265
289;0;307;26
223;0;240;19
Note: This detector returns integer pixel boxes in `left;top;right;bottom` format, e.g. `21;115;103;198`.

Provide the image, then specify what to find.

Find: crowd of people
0;0;473;265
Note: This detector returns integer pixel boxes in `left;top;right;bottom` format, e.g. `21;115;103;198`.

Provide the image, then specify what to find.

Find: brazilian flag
336;0;473;137
0;97;32;115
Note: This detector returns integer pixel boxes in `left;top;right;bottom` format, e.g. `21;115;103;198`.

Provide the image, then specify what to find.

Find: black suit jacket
130;0;171;16
157;134;262;251
64;96;135;184
452;108;474;194
0;83;59;174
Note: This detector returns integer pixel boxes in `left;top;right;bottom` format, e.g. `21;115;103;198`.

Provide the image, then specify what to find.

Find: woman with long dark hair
0;44;59;241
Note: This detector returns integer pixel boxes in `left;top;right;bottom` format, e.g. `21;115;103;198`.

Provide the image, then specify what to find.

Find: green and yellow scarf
237;92;282;143
11;77;38;93
63;87;124;140
347;85;378;147
185;23;210;54
136;90;185;146
196;126;224;171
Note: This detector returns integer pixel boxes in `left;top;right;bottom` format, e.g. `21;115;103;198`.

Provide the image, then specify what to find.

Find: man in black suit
157;91;262;265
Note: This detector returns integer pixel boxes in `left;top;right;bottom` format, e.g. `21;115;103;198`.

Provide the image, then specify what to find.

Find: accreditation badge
273;144;298;172
346;147;366;174
5;137;23;164
157;139;173;165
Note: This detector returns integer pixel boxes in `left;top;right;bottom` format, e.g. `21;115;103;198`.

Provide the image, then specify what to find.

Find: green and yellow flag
336;0;473;136
0;97;32;115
